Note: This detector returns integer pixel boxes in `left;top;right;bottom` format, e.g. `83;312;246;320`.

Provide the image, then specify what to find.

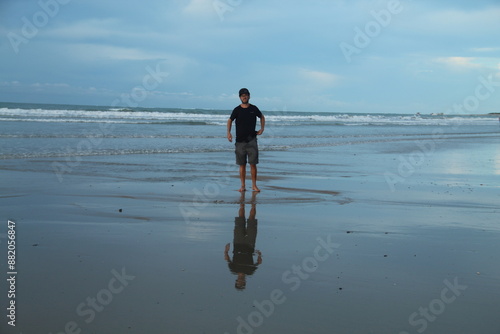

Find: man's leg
246;138;260;192
239;164;246;192
235;142;247;192
250;164;260;192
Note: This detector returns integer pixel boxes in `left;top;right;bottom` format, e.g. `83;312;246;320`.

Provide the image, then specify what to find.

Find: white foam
0;107;497;126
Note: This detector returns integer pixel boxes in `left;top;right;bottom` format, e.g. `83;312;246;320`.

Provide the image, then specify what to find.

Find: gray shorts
235;138;259;165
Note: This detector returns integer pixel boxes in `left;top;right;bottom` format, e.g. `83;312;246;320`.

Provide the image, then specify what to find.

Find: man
227;88;265;192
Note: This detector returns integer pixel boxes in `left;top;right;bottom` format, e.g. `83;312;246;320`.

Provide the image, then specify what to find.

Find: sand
1;137;500;334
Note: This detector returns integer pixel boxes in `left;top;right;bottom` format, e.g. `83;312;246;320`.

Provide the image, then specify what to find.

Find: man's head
239;88;250;97
239;88;250;104
235;273;247;290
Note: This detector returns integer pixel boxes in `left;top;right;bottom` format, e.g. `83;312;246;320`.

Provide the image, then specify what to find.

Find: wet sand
1;137;500;334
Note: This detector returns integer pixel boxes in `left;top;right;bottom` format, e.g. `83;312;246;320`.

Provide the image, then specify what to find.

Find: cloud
2;1;500;113
183;0;214;16
434;57;500;72
470;47;500;53
298;68;339;87
67;43;168;61
31;82;70;88
44;18;121;40
434;57;480;70
406;5;500;32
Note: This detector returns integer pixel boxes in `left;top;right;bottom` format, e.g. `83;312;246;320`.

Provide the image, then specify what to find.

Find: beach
1;103;500;333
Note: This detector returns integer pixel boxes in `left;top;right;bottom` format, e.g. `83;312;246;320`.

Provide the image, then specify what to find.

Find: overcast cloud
1;0;500;113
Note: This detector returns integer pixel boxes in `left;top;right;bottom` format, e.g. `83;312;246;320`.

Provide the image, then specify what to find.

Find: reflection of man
224;192;262;290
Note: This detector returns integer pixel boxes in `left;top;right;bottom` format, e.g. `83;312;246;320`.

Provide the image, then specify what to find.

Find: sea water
1;101;499;161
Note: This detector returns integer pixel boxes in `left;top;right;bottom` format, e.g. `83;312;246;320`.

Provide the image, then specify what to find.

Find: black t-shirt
228;244;258;275
230;104;263;143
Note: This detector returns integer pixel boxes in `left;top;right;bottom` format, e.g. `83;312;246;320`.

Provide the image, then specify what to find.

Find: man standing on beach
227;88;265;192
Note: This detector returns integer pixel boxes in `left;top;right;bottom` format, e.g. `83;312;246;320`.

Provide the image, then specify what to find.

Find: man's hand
257;115;265;136
256;250;262;265
227;118;233;142
224;243;231;262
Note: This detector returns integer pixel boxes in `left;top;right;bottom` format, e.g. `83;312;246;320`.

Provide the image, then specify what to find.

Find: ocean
2;101;500;334
1;101;499;161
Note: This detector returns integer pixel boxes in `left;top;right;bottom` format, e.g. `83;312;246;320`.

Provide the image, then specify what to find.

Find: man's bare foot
238;187;246;192
252;186;260;192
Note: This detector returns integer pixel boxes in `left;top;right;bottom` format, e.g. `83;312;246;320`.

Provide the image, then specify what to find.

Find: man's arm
255;250;262;265
224;243;231;262
256;114;265;135
227;118;233;142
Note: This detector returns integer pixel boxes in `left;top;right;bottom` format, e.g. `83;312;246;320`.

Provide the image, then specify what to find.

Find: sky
1;0;500;114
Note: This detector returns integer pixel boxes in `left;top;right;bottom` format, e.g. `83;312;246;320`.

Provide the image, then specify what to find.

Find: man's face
240;94;249;104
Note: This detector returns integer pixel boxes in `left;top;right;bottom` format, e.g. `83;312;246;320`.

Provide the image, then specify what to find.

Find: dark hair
239;88;250;96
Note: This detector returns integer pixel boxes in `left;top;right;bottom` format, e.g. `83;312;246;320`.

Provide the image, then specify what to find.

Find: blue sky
1;0;500;113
